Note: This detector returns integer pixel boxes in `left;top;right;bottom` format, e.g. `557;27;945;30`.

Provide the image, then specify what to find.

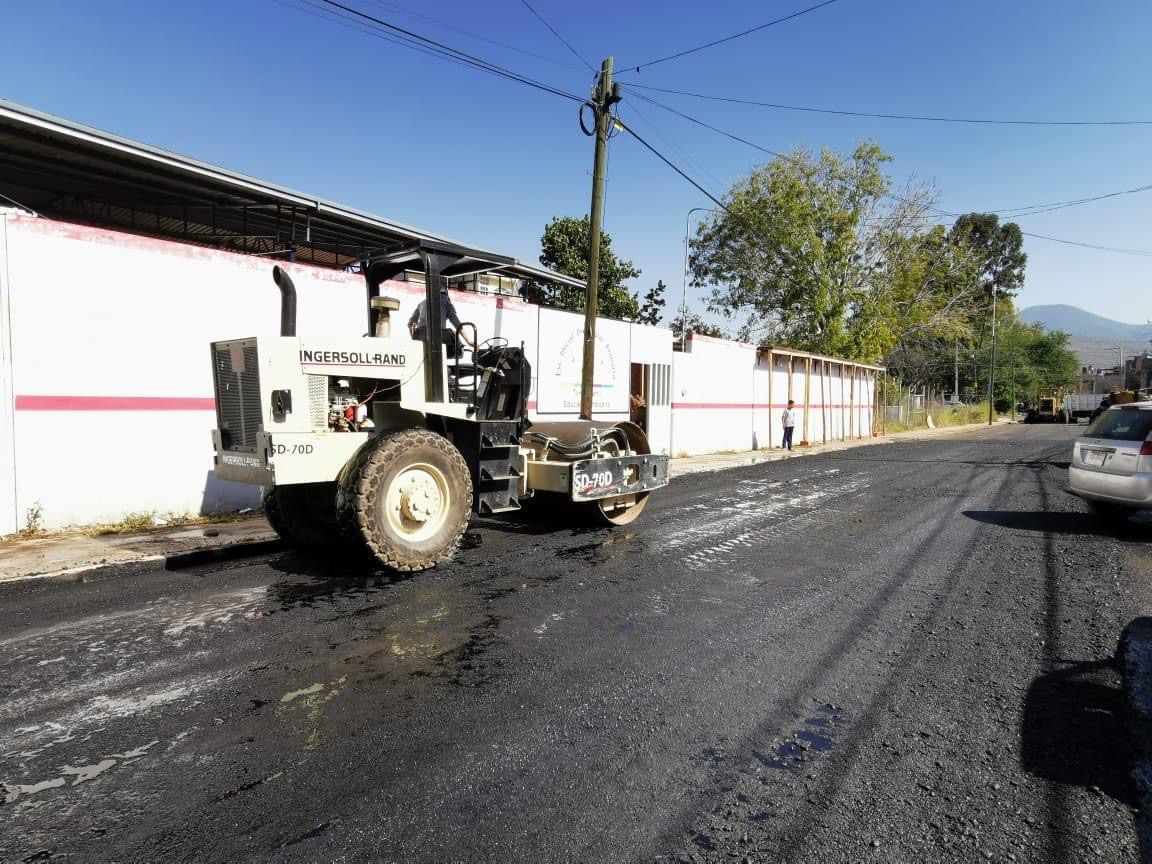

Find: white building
0;100;878;533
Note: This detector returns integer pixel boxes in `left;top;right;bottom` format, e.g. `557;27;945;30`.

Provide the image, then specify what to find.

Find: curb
164;538;285;569
1;539;284;586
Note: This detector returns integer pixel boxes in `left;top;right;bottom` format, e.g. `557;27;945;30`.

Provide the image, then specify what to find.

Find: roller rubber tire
262;482;341;551
337;428;472;571
592;493;651;526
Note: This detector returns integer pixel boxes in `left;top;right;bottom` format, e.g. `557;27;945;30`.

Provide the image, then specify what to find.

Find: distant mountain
1019;305;1152;341
1019;304;1152;369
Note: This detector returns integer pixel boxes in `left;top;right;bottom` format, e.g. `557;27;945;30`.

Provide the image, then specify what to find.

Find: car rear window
1086;407;1152;441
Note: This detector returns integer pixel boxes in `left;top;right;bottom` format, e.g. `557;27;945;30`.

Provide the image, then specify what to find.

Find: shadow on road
264;551;409;609
1020;658;1135;806
473;496;614;537
963;509;1150;539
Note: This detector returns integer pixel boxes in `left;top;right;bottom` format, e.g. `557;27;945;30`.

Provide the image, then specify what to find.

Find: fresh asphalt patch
1;424;1150;863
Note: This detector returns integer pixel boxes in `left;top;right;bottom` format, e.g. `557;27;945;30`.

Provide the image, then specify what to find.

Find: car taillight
1142;440;1152;456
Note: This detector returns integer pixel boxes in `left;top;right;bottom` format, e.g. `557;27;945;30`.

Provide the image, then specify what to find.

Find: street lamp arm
680;206;715;347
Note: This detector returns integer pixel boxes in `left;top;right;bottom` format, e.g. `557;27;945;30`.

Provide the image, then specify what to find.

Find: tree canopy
520;216;640;321
689;143;988;363
947;213;1027;298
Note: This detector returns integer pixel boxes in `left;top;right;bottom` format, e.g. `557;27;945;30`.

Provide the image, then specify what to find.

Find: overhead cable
517;0;596;72
622;82;1152;127
310;0;584;102
618;0;843;74
612;118;729;211
627;92;1152;255
360;0;589;71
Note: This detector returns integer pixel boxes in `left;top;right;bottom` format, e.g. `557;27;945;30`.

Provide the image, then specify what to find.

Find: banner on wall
536;308;629;413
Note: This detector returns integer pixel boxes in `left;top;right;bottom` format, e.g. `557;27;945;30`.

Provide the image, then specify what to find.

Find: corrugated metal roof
0;98;584;290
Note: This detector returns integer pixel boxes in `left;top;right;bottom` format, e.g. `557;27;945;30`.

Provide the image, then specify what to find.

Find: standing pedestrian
781;399;797;450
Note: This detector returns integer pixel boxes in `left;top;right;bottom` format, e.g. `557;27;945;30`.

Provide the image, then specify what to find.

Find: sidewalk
0;421;1002;584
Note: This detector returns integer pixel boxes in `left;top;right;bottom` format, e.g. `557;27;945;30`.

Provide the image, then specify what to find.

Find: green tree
947;213;1026;298
520;216;640;320
691;143;891;356
983;316;1078;408
635;280;666;326
691;143;984;362
670;311;726;342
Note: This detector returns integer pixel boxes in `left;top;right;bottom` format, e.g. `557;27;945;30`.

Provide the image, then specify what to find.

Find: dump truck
1062;393;1100;424
208;240;669;570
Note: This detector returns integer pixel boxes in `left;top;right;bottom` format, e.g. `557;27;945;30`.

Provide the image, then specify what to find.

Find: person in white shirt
781;399;797;450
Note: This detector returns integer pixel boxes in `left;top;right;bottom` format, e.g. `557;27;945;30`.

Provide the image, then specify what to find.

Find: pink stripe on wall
15;395;217;411
672;402;876;410
16;396;545;412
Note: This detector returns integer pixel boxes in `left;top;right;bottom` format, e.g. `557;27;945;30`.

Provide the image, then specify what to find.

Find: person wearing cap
781;399;797;450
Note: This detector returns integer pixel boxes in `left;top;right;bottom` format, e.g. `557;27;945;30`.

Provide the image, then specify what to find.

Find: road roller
208;239;669;571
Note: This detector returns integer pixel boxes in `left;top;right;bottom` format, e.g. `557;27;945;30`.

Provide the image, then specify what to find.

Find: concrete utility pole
987;288;1001;426
954;339;959;403
580;57;620;420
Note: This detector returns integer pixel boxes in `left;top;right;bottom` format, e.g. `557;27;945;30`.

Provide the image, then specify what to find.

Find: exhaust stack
272;266;297;337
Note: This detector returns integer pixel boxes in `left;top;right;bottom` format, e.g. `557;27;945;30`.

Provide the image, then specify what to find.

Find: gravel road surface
2;424;1150;863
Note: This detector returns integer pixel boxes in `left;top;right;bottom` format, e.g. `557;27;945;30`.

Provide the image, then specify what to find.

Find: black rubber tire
262;482;340;551
337;429;472;571
1086;500;1137;520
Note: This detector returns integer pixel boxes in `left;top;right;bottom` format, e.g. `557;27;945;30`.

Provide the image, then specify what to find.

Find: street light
680;207;713;349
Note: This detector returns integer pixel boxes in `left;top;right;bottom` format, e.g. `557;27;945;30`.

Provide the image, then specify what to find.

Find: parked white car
1067;401;1152;518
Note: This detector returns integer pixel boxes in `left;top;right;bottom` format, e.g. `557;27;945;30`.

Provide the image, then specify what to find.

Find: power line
618;0;843;74
628;91;1152;255
622;82;1152;127
613;118;729;211
973;183;1152;218
360;0;589;72
628;90;782;157
283;0;513;74
619;99;730;194
1015;231;1152;256
517;0;596;72
307;0;585;102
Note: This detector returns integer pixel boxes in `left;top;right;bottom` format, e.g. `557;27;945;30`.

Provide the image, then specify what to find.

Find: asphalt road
2;425;1151;863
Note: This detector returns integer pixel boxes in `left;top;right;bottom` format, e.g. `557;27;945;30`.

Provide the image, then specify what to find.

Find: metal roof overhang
0;98;583;290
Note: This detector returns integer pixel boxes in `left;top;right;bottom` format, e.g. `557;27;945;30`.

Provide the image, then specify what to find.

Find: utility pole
580;56;620;420
954;339;959;404
987;288;997;426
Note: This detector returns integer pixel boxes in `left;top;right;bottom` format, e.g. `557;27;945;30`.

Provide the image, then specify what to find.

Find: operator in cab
408;286;475;357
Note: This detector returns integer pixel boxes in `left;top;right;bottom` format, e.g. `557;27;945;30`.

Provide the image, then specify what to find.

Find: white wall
0;215;879;531
0;215;17;533
669;334;878;457
2;217;377;530
0;215;677;531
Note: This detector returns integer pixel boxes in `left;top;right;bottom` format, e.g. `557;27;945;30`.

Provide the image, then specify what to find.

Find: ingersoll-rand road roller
209;240;669;571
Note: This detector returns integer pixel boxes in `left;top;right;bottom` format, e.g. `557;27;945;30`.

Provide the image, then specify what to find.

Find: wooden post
820;359;828;444
848;365;856;439
802;355;812;446
766;349;773;449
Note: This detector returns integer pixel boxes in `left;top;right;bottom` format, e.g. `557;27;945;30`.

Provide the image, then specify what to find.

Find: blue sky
2;0;1150;326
